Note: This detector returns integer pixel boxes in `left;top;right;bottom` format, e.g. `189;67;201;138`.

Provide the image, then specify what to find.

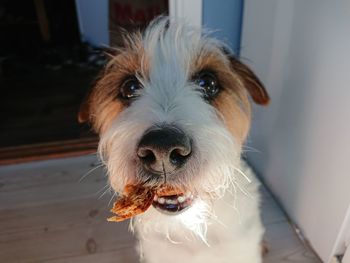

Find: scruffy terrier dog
79;18;269;263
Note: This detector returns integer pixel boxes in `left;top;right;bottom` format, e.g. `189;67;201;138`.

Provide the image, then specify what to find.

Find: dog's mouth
152;191;194;215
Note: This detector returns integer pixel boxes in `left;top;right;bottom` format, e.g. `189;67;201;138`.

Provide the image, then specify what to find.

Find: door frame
169;0;202;27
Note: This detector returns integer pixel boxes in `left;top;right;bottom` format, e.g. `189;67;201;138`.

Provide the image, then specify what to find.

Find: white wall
169;0;202;28
241;0;350;262
202;0;243;55
75;0;109;47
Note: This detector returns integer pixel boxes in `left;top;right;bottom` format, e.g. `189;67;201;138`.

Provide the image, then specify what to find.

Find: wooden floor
0;155;321;263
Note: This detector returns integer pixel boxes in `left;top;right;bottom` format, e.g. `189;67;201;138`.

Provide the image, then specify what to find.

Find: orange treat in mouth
155;185;184;197
107;184;184;222
107;184;154;222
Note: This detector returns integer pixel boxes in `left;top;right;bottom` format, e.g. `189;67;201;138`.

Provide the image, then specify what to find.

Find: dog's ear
78;92;91;123
228;55;270;105
78;48;119;123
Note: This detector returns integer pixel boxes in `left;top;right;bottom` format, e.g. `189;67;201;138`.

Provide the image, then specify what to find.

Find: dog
78;17;269;263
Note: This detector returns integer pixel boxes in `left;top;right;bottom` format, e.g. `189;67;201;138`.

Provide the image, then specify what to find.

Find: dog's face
79;19;268;237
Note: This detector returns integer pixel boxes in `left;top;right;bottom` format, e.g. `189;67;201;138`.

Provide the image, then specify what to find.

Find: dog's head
79;18;268;239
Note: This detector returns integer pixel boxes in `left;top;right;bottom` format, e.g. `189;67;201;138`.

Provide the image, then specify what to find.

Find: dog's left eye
120;77;143;100
194;71;220;100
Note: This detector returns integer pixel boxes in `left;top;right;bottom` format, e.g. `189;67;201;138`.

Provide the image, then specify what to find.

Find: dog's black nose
137;126;192;173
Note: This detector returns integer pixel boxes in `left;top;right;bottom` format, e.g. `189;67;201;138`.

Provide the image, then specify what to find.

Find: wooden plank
0;156;107;210
263;221;321;262
0;138;98;165
0;155;137;263
264;240;320;263
261;196;287;226
0;155;100;193
0;195;114;236
44;249;139;263
0;212;137;263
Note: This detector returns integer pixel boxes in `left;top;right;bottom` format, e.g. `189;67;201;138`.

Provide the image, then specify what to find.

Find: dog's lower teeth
177;196;185;203
165;199;178;205
152;193;194;215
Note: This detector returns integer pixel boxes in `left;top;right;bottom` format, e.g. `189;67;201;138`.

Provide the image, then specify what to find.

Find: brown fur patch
191;50;252;146
229;57;270;105
213;90;251;146
80;32;149;133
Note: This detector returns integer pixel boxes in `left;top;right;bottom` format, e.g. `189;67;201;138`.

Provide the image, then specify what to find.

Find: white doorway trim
343;249;350;263
333;205;350;261
168;0;202;27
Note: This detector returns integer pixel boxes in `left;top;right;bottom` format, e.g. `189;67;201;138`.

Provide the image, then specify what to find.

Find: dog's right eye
119;77;143;100
193;70;220;100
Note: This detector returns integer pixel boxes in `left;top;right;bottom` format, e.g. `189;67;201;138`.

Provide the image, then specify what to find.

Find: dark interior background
0;0;167;152
0;0;103;148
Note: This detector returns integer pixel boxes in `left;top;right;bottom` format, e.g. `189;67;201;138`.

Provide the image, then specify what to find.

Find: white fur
99;18;264;263
134;163;263;263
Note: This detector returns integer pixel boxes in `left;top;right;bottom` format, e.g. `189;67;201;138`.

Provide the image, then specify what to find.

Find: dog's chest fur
134;162;264;263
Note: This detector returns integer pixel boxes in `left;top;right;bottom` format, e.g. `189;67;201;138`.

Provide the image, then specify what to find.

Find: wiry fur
82;17;269;263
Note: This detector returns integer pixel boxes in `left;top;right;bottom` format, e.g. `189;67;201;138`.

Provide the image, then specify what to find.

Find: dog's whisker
108;191;118;206
137;241;145;261
226;165;252;184
79;163;104;182
225;176;244;217
204;206;227;228
166;232;182;244
227;173;251;198
95;184;110;197
129;218;135;234
236;183;252;198
234;167;252;183
228;183;243;224
241;145;261;154
95;183;109;194
86;152;98;157
98;187;112;200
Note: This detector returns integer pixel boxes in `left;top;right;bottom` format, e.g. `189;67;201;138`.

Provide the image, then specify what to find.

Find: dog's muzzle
137;125;192;175
136;125;194;214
